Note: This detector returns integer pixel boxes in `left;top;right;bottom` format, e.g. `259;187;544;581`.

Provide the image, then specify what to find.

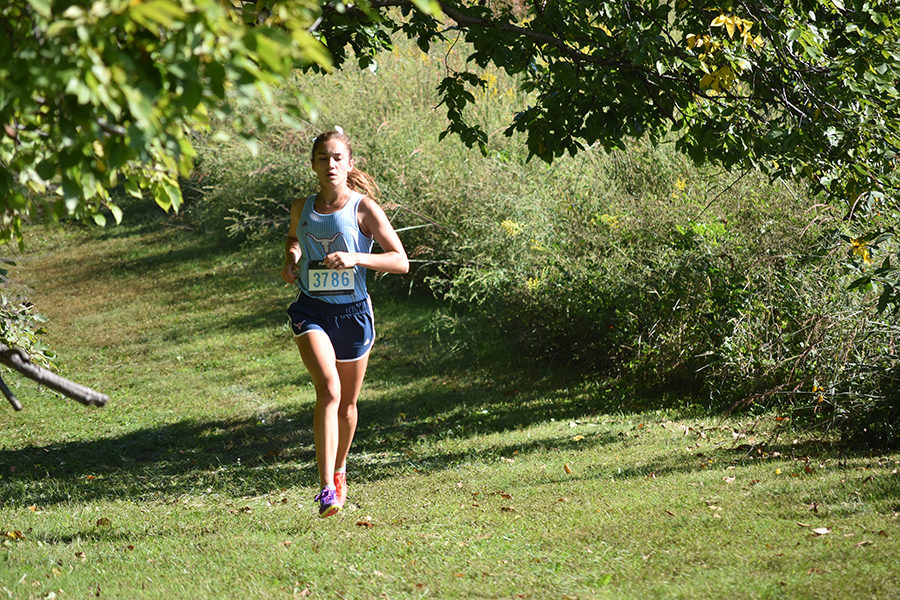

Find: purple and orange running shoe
314;487;340;518
334;471;347;507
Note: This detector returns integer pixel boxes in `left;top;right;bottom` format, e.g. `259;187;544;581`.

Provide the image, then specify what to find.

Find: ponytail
312;130;380;201
348;165;380;201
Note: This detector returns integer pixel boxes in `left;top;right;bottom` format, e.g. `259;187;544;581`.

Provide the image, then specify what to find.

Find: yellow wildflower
600;214;621;229
501;220;522;237
850;238;873;264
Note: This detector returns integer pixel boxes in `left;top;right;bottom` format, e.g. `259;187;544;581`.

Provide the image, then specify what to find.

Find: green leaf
124;179;143;200
847;275;872;291
252;32;289;74
152;177;182;212
877;284;894;313
35;159;56;181
130;0;189;30
291;29;333;70
409;0;443;17
26;0;51;18
108;203;123;224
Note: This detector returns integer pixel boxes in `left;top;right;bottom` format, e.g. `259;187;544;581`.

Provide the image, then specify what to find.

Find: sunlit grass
1;223;897;599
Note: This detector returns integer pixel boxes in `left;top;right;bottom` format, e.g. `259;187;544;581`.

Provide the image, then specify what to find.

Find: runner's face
311;139;353;189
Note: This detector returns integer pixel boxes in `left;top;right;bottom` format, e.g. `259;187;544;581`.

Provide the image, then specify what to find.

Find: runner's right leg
296;331;342;515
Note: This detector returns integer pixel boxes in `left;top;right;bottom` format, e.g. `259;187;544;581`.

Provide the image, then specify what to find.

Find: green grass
1;222;898;599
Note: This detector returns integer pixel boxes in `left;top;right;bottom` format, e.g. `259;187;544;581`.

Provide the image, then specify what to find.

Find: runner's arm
322;196;408;274
281;198;304;284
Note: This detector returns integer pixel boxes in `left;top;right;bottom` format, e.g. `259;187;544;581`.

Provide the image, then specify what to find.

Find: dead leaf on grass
812;527;832;536
723;476;736;484
855;540;873;547
95;518;111;527
564;463;573;474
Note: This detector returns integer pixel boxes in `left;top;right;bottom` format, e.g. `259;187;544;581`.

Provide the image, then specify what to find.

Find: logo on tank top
307;232;346;256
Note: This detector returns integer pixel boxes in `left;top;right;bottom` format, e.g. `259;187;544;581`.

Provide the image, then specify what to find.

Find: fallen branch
0;344;108;411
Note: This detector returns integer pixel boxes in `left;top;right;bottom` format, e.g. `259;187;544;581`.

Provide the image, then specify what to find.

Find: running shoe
334;471;347;507
314;487;340;518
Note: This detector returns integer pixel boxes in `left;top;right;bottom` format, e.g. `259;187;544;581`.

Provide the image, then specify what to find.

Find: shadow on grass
6;224;894;511
0;372;616;506
4;368;896;510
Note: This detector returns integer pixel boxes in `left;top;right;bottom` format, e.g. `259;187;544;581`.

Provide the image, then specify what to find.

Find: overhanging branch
356;0;628;68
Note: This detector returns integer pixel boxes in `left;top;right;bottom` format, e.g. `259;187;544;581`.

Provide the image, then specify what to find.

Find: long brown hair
311;130;380;201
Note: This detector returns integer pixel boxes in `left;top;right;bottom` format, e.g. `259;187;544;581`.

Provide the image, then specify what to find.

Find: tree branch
0;344;108;409
360;0;628;69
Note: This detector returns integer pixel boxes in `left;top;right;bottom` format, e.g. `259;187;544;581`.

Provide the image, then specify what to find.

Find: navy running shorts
287;293;375;362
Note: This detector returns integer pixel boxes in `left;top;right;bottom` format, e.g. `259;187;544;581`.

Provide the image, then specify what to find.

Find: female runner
281;130;409;517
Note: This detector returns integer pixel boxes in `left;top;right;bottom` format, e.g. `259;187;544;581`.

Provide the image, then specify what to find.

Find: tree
313;0;899;310
0;0;336;361
2;0;898;310
0;0;334;244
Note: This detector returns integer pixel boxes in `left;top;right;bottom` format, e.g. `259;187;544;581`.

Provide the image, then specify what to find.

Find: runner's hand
324;252;358;269
281;262;299;284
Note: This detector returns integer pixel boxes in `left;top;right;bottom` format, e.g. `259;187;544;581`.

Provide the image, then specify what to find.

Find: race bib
307;261;355;296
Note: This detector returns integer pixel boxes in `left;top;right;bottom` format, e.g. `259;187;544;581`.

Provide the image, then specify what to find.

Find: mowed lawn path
2;222;898;599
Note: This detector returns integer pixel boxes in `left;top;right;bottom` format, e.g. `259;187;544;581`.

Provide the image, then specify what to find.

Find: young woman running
281;130;409;517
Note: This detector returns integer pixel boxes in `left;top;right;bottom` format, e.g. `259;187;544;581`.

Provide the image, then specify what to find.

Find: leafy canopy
313;0;900;310
1;0;898;308
0;0;331;243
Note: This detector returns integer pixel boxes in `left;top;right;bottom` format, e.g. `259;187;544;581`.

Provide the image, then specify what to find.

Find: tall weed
179;36;896;447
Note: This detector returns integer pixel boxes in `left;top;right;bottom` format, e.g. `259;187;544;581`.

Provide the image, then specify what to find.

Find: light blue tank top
296;191;374;304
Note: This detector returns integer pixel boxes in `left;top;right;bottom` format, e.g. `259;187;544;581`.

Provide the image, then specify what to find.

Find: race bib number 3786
307;261;355;296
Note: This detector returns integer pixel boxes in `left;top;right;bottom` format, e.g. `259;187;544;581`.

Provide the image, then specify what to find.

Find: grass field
1;220;898;599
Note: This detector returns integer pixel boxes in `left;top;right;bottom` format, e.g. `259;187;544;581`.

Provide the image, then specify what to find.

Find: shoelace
315;488;335;503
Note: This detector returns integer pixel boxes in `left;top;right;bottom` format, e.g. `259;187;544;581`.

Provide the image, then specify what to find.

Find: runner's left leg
334;352;369;477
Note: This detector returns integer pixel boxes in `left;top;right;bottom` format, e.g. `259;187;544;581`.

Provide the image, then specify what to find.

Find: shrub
181;35;897;447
